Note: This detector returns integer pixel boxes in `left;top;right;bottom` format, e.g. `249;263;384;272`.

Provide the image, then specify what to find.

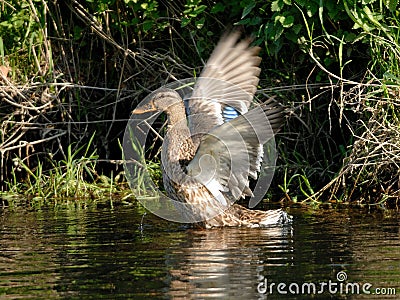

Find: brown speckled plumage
133;31;292;228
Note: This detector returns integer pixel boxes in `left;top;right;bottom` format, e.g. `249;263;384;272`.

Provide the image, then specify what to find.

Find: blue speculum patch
222;106;239;122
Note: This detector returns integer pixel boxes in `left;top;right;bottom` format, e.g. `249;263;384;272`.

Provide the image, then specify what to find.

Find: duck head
133;88;182;115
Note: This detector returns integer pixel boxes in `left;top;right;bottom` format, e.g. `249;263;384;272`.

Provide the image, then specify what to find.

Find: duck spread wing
186;99;284;207
188;31;261;143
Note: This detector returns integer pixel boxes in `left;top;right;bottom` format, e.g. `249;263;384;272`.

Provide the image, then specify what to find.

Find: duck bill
132;102;157;114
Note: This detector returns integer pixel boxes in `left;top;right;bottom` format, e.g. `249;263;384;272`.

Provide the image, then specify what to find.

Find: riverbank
1;1;399;208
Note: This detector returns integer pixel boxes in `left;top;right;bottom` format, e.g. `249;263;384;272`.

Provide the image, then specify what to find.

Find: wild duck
132;31;292;228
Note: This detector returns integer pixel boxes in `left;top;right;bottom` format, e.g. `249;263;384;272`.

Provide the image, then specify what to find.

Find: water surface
0;202;398;299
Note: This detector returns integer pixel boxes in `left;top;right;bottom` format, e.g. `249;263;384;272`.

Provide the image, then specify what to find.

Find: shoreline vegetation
1;0;399;209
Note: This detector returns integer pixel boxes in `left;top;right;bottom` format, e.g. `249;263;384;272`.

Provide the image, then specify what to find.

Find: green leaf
195;17;205;29
242;1;256;19
275;15;285;24
196;39;205;54
248;16;262;25
383;71;400;83
362;6;380;24
386;0;398;11
271;0;283;12
211;3;225;13
191;4;207;16
344;31;357;42
282;15;294;28
305;2;318;17
285;31;297;43
274;14;293;28
292;24;302;34
181;17;191;27
73;26;83;40
273;24;284;41
131;18;139;25
142;20;153;32
235;19;250;25
362;0;376;4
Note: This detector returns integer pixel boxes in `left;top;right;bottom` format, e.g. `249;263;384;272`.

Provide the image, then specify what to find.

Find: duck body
133;31;292;228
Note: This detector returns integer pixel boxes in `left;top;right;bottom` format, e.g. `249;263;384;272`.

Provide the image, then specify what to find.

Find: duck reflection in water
165;225;293;299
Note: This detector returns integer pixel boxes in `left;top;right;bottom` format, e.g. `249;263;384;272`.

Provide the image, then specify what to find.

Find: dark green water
0;202;399;299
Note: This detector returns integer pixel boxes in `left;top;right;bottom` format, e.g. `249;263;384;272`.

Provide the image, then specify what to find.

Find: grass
4;133;128;201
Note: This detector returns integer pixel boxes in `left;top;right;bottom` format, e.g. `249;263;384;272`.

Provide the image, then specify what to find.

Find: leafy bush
0;0;51;80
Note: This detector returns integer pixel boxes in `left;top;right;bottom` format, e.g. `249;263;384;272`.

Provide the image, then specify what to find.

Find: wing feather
188;31;262;142
186;100;284;206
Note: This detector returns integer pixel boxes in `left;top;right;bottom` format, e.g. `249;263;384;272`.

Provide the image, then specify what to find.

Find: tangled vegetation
0;0;399;208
